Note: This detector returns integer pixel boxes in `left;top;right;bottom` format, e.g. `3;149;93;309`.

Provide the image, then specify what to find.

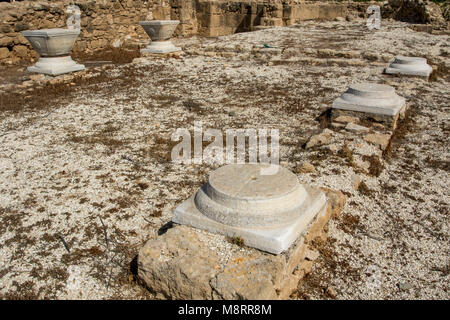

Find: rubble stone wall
0;0;446;64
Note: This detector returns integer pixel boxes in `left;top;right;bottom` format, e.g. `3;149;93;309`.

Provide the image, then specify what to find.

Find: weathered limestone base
332;83;407;130
140;41;181;54
173;164;327;254
332;83;406;116
138;188;346;300
384;56;433;78
27;56;85;76
174;187;326;254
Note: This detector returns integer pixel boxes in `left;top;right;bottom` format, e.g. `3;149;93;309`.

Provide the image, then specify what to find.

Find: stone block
0;47;10;60
345;122;370;133
364;133;391;151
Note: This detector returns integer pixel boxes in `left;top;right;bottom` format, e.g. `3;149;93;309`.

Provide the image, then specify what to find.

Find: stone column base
137;188;346;300
384;56;432;78
141;41;181;54
27;56;85;76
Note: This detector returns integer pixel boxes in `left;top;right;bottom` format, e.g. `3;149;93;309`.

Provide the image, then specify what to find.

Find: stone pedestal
384;56;432;77
331;83;406;129
138;188;346;300
22;29;85;76
173;164;327;254
139;20;181;54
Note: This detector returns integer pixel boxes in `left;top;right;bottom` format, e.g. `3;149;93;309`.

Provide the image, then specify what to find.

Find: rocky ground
0;19;448;299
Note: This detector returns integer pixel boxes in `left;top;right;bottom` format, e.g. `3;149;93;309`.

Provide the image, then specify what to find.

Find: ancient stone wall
0;0;446;65
0;0;157;64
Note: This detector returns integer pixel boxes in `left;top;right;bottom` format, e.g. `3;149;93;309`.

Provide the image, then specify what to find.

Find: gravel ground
0;19;448;299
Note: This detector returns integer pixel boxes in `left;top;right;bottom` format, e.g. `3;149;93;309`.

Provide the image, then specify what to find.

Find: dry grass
72;47;141;65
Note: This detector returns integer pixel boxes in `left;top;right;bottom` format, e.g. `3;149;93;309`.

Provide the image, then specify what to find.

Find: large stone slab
384;56;432;77
172;164;327;254
138;188;346;300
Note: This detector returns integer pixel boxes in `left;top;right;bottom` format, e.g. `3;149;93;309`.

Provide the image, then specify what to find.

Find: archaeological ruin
22;28;85;75
0;0;448;303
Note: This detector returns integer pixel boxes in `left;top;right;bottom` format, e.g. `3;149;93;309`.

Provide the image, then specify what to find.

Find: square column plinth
27;56;85;76
173;186;327;254
141;41;181;54
384;56;432;78
172;164;328;254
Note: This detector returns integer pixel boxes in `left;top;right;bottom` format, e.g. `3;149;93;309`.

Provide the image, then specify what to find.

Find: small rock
345;122;369;133
327;144;339;153
168;52;181;59
331;122;346;130
334;17;345;22
0;47;10;60
132;57;147;64
364;133;391;150
29;74;45;81
363;52;380;61
326;286;337;299
221;52;235;58
334;115;359;124
21;80;34;87
296;162;316;174
398;282;413;291
351;175;361;191
304;248;319;261
305;129;333;149
372;123;385;130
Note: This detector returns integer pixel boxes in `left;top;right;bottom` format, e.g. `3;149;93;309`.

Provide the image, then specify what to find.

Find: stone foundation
331;106;406;131
137;188;346;300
